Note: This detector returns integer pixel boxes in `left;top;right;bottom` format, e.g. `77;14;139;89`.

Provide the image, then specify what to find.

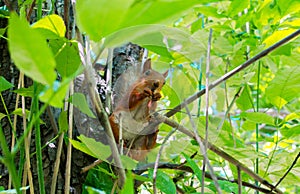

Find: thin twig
81;159;103;173
26;0;37;21
46;107;59;134
184;102;221;193
237;166;242;194
51;86;71;194
64;81;74;194
134;162;277;193
153;129;177;194
273;151;300;189
3;0;13;11
165;29;300;118
156;114;283;193
105;48;113;114
64;0;70;39
21;73;34;194
202;28;213;193
83;37;126;187
9;72;22;189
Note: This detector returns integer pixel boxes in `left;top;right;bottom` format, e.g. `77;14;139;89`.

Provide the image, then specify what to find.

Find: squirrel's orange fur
109;59;167;161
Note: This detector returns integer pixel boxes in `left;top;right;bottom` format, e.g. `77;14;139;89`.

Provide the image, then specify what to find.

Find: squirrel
109;59;168;161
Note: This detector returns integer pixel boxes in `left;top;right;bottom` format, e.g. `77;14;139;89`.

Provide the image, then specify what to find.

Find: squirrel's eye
144;70;151;76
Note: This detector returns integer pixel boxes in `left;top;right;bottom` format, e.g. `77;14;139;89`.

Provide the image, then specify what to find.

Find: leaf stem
33;82;45;194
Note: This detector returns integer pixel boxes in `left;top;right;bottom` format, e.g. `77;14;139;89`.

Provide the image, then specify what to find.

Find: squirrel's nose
153;80;160;88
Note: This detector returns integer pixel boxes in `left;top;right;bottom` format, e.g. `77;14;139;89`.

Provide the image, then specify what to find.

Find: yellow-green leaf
32;14;66;37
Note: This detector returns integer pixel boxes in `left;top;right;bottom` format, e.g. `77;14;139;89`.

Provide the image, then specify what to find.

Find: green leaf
266;66;300;109
32;14;66;37
280;125;300;139
70;139;97;158
78;135;111;160
13;86;34;97
58;110;68;133
149;169;176;194
76;0;134;41
13;85;44;97
120;0;200;28
120;155;137;170
227;0;250;17
236;85;253;111
83;163;114;194
241;120;256;131
0;76;14;92
0;26;7;37
283;112;300;123
0;113;6;120
39;81;69;108
76;0;200;41
55;41;81;78
182;153;202;182
217;180;239;193
120;171;134;194
8;13;56;85
11;108;30;118
241;112;274;125
69;93;96;118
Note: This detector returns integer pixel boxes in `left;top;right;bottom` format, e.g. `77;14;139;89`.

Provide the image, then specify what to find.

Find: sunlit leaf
241;112;274;125
77;0;201;41
236;85;253;111
76;0;134;41
280;125;300;139
227;0;250;17
32;14;66;37
8;14;56;85
263;29;297;48
266;66;300;109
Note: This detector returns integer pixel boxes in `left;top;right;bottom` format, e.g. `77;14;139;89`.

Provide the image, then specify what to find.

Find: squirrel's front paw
152;92;162;101
143;87;153;97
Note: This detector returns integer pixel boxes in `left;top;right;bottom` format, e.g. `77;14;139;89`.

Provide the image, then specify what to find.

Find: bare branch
155;114;283;193
135;162;277;194
203;28;213;193
274;151;300;189
82;38;126;187
153;129;177;194
165;29;300;118
184;102;221;193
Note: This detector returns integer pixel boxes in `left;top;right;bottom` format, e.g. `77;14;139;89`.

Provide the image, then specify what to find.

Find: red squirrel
109;59;167;161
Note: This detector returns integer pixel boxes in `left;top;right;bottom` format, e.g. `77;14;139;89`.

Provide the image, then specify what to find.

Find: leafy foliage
2;0;300;193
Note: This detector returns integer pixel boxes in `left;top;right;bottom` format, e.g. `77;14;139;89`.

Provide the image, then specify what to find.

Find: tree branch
273;151;300;189
135;162;277;194
165;29;300;118
154;114;283;193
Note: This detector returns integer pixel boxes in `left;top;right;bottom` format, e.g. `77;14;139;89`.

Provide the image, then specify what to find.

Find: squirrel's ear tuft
143;59;152;72
163;69;168;78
